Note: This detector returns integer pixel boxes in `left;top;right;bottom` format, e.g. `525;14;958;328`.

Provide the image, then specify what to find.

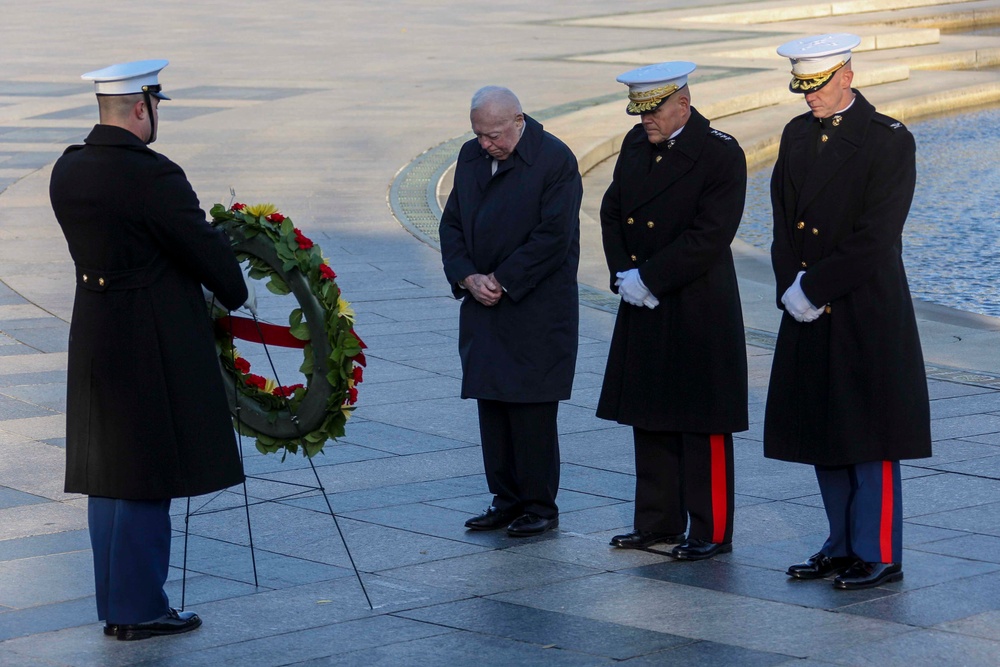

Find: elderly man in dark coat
764;35;932;590
49;60;250;639
597;62;748;561
439;85;581;537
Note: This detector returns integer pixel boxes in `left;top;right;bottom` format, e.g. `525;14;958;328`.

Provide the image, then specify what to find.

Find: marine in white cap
81;59;170;144
597;62;748;562
763;35;931;590
49;61;253;640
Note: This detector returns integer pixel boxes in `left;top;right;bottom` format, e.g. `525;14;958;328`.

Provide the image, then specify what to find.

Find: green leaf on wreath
210;203;226;218
289;321;311;341
266;275;291;295
280;219;294;236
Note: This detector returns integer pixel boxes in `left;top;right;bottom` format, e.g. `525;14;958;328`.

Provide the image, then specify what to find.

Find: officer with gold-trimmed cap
764;35;931;590
777;33;861;94
617;61;696;115
49;61;254;640
597;61;748;562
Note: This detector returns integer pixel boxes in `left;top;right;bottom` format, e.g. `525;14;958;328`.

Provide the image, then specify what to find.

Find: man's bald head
470;86;525;162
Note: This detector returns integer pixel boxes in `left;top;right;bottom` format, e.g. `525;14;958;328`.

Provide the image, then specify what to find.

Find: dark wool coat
50;124;248;500
439;114;581;402
763;91;932;465
596;108;749;433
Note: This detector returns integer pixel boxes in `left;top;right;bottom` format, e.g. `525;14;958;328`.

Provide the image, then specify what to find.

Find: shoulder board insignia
873;113;906;131
709;128;734;141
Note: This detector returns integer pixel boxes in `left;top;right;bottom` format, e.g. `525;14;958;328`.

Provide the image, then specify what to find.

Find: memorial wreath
209;202;366;458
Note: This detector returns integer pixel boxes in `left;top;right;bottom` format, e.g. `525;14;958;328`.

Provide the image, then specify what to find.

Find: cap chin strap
142;90;156;144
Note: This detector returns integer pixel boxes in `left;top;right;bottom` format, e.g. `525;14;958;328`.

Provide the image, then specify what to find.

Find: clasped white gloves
615;269;659;309
781;271;823;323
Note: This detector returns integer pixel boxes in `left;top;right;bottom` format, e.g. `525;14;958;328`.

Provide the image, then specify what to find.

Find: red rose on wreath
352;366;363;384
293;228;314;250
319;264;337;281
246;374;267;390
266;212;286;223
231;202;245;211
346;386;358;405
272;383;304;398
234;357;251;374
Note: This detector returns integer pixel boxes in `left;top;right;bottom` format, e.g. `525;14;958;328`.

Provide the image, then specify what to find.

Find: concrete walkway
2;2;1000;665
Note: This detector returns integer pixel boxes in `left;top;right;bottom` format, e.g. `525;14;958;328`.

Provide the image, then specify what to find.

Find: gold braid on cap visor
626;83;679;113
789;60;847;92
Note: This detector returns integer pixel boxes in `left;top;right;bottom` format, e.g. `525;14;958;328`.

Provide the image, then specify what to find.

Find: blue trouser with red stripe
815;460;903;564
632;430;734;544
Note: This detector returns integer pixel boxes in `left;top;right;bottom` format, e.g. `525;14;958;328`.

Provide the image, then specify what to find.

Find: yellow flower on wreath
243;203;279;218
337;296;355;324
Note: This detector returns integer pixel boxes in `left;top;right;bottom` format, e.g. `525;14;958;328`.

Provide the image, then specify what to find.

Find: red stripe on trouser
880;461;894;562
710;434;727;544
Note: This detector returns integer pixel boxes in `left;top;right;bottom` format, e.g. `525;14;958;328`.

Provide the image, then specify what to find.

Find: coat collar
83;124;153;152
794;89;874;216
622;106;710;212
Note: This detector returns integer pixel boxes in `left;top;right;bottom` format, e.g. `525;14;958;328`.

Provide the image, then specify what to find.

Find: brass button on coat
824;305;832;314
647;221;654;228
812;228;819;235
796;221;805;230
82;274;88;283
98;277;105;287
627;217;634;225
801;261;808;268
655;155;662;163
630;254;637;261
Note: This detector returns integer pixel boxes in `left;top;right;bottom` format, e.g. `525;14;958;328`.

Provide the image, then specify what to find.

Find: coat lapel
795;92;873;217
621;108;708;213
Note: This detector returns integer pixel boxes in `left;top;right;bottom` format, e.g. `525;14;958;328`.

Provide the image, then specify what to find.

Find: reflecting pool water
738;105;1000;317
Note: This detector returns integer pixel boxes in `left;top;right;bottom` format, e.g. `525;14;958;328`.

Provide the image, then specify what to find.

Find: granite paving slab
382;549;603;598
396;597;693;661
490;571;915;658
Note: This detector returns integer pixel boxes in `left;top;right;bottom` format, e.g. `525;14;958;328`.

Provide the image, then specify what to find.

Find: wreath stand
178;212;373;610
179;312;372;610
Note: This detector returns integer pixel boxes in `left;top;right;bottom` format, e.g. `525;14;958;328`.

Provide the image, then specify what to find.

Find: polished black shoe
670;538;732;561
833;561;903;590
116;608;202;641
507;513;558;537
464;505;522;531
610;530;686;549
786;552;856;580
103;624;118;637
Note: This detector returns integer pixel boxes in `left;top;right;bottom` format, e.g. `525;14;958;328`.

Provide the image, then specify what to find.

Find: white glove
242;272;258;317
616;269;653;308
781;271;824;323
642;294;660;309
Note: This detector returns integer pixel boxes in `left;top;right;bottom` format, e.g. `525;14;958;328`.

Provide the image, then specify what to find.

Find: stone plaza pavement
2;1;1000;665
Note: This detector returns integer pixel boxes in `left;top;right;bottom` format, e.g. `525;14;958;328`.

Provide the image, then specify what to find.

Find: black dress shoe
464;505;522;531
670;538;732;561
103;624;117;637
833;561;903;590
507;513;558;537
786;552;856;580
116;608;202;641
610;530;686;549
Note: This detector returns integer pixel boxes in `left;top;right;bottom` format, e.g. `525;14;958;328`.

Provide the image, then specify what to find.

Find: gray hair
470;86;522;115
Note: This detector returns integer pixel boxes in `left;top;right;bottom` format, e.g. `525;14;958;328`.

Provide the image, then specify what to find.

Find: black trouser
477;399;560;519
632;429;734;543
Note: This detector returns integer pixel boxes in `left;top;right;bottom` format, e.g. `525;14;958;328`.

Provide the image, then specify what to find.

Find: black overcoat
439;114;581;402
596;109;749;433
763;91;932;465
50;125;248;500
